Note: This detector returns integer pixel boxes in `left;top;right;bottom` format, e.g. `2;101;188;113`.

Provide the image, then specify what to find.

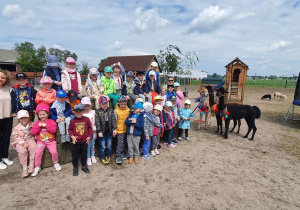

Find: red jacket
68;116;93;143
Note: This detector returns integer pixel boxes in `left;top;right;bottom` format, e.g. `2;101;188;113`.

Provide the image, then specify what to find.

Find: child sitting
68;103;93;176
174;82;184;109
142;102;154;160
163;101;176;148
160;86;167;107
122;71;137;103
31;105;61;177
85;67;103;110
81;97;97;166
151;104;163;157
67;90;81;116
178;100;192;141
95;96;117;164
11;73;37;122
35;76;56;106
101;66;120;109
145;70;161;103
11;110;37;178
134;70;151;103
49;90;72;143
125;102;144;164
114;96;130;164
61;57;82;94
112;65;124;96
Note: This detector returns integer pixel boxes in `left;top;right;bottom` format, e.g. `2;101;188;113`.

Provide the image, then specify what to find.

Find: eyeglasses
168;80;174;82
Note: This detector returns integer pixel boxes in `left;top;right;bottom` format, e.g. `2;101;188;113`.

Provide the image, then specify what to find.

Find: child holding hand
12;110;37;178
178;100;193;141
35;76;56;106
31;105;61;177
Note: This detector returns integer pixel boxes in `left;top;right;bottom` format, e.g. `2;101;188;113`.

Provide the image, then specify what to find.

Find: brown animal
196;87;211;130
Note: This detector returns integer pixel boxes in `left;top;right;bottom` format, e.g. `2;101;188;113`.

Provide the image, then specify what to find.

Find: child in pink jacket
11;110;37;178
174;82;184;109
35;76;56;106
61;57;82;94
31;104;61;177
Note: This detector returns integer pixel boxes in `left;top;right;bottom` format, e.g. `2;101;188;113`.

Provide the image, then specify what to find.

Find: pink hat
36;104;50;114
40;76;53;84
65;57;76;64
81;96;91;105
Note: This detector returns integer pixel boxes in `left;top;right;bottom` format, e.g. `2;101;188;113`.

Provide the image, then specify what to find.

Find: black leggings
72;143;88;168
178;128;189;138
0;117;13;160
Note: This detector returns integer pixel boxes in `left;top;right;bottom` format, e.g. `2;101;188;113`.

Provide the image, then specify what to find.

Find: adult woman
0;69;14;169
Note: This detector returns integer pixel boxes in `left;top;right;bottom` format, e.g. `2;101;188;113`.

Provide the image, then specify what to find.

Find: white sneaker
87;158;92;166
154;149;160;155
151;150;156;157
2;158;13;166
31;167;41;177
0;162;7;170
91;156;97;164
54;163;62;171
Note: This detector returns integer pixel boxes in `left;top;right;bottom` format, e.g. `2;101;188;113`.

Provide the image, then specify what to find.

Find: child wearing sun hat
61;57;82;94
35;76;57;106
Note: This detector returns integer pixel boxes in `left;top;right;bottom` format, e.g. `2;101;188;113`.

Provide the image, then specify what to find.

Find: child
154;95;163;106
151;104;163;156
174;82;184;109
163;101;176;148
145;70;161;103
122;71;137;103
101;66;120;109
178;100;193;141
11;110;37;177
160;86;167;107
110;62;126;78
50;90;72;143
44;54;62;91
61;57;82;94
114;96;130;164
11;73;37;122
125;102;144;164
81;97;97;166
95;96;117;164
68;103;93;176
170;95;179;144
85;67;103;109
31;105;61;177
134;70;151;102
166;84;176;101
142;102;154;160
67;90;81;115
35;76;56;106
112;65;123;96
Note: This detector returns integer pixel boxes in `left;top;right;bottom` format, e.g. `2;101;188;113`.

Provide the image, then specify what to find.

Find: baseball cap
118;95;128;102
56;90;67;98
81;96;91;105
184;100;191;105
154;104;163;112
127;71;134;77
151;62;158;67
48;55;59;67
16;73;28;80
104;66;113;73
154;95;163;100
17;110;29;119
40;76;53;84
133;102;143;109
65;57;76;64
99;96;108;104
166;101;172;107
170;96;176;101
136;70;145;76
67;90;78;101
174;82;180;87
149;70;156;76
74;103;86;111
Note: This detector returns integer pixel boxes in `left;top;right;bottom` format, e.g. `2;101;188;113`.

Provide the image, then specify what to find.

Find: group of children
10;58;194;178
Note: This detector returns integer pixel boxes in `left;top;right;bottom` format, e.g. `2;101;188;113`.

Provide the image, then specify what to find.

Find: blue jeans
142;135;151;155
98;133;112;159
87;133;96;159
165;129;172;145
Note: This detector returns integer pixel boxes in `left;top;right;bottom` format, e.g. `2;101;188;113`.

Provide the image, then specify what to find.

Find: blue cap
174;82;180;87
99;96;108;104
118;95;128;102
74;103;85;111
48;55;59;67
127;71;134;77
56;90;67;98
133;102;143;109
104;66;113;73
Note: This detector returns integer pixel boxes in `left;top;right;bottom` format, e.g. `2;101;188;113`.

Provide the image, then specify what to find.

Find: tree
98;58;107;68
79;60;90;75
157;45;199;76
47;48;78;67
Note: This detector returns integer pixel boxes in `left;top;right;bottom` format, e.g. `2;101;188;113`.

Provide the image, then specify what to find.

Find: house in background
0;49;20;72
98;55;161;77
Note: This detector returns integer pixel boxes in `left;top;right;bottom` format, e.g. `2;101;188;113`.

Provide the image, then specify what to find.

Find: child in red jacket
35;76;56;106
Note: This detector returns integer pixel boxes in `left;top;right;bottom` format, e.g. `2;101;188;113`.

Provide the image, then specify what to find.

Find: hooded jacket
11;84;37;114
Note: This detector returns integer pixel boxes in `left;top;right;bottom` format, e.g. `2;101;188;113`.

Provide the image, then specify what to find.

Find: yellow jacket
115;105;130;134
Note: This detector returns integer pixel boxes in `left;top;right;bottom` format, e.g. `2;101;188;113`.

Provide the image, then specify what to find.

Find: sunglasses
168;80;174;82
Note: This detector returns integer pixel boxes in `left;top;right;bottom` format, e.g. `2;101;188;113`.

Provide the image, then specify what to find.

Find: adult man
43;55;62;91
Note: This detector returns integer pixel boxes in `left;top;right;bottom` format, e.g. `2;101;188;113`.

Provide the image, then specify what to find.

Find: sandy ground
0;86;300;210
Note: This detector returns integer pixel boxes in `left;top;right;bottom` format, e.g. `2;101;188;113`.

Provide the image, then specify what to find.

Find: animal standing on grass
279;95;287;101
216;87;261;140
274;92;281;99
196;87;210;130
261;94;271;100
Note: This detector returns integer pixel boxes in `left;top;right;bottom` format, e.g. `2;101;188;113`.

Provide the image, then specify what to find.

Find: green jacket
101;76;116;95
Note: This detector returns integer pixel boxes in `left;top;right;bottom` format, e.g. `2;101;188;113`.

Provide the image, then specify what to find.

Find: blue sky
1;0;299;76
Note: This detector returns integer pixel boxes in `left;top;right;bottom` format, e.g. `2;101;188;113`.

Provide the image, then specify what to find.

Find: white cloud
2;4;41;28
133;7;168;32
268;41;292;51
188;6;232;33
109;41;123;50
235;12;255;20
52;44;62;50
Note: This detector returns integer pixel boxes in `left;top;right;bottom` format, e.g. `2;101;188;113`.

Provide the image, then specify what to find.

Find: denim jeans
98;133;112;159
164;129;172;145
87;133;96;159
142;135;151;155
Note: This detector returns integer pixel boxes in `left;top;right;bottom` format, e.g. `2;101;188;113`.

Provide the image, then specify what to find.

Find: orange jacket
35;88;56;106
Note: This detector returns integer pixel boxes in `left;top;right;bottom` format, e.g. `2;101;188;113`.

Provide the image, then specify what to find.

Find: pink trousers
15;140;37;167
35;141;59;167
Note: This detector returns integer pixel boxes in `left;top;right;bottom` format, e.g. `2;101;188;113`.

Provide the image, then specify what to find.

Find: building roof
98;55;160;72
0;49;19;63
225;57;248;68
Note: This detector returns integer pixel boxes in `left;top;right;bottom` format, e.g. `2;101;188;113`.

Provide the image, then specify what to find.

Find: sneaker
154;149;160;155
106;156;111;164
22;167;28;178
168;143;176;148
142;154;151;160
185;137;190;141
121;153;127;160
2;158;13;166
87;158;92;166
178;137;183;141
28;164;34;173
91;156;97;163
0;162;7;170
163;142;168;146
82;166;90;173
101;159;107;165
116;156;122;164
150;150;156;157
31;167;41;177
128;157;133;164
134;157;139;164
172;139;178;144
157;144;162;150
54;163;62;171
73;167;78;176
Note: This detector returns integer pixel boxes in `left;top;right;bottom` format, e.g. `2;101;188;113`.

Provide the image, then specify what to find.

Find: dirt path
0;86;299;210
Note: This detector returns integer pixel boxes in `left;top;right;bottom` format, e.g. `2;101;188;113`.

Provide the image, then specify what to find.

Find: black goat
261;94;271;100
